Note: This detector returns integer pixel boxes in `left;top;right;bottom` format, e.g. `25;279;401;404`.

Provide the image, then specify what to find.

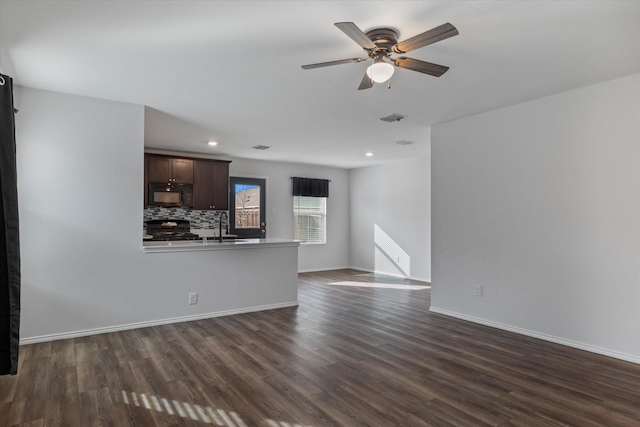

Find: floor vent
380;113;406;123
251;145;271;150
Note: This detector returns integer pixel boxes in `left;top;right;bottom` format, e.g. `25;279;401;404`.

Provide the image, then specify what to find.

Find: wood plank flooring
2;269;640;426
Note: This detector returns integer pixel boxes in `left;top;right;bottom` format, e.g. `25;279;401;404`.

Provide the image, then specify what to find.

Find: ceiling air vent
395;140;415;146
380;113;406;123
252;145;271;150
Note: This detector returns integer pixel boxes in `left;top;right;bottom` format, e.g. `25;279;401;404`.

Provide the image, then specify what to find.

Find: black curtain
0;73;20;376
292;177;329;198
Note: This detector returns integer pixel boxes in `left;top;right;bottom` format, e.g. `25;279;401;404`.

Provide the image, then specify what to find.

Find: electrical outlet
474;284;483;297
189;292;198;305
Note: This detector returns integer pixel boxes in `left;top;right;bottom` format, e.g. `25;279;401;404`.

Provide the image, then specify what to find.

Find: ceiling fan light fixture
366;58;394;83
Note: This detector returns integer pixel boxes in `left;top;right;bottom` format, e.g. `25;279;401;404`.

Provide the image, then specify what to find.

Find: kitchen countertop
143;238;300;253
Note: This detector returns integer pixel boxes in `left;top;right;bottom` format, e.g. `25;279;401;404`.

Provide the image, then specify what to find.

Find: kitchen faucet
219;211;228;242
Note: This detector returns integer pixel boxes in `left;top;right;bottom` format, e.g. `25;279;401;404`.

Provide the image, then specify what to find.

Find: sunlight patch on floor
118;389;252;426
266;420;315;427
327;281;430;290
116;389;315;426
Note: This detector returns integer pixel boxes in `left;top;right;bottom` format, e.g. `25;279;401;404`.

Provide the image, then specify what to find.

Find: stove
145;219;202;241
150;232;202;241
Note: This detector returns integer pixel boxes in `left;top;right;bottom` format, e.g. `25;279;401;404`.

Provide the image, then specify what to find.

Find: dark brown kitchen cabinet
147;155;194;184
193;160;229;210
144;153;230;211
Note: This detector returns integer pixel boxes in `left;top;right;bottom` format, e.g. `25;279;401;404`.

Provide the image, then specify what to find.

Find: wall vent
251;145;271;150
380;113;406;123
395;140;415;146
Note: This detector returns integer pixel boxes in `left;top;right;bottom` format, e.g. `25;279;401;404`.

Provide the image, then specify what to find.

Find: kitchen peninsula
141;151;300;330
137;233;300;332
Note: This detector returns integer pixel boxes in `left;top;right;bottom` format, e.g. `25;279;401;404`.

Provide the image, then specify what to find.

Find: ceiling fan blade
394;57;450;77
301;57;366;70
358;71;374;90
393;22;458;54
335;22;377;50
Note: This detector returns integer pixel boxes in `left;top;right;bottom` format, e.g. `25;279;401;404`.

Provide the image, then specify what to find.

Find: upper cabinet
193;160;229;210
147;155;194;184
144;153;230;211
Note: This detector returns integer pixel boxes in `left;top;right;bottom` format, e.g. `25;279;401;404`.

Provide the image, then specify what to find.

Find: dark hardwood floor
2;269;640;426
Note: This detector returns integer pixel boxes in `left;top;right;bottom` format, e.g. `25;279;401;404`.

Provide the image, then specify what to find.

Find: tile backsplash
143;207;227;229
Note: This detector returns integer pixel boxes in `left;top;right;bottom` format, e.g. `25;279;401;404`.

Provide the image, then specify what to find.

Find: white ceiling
1;1;638;169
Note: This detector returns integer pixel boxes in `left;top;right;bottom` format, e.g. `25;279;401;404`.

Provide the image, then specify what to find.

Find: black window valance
292;177;329;198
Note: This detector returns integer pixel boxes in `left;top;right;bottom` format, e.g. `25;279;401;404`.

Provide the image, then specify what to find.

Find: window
292;177;329;244
293;196;326;244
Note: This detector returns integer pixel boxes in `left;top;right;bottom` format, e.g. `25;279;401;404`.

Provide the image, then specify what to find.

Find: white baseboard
298;266;430;283
19;301;299;345
429;306;640;365
297;266;352;273
345;266;431;283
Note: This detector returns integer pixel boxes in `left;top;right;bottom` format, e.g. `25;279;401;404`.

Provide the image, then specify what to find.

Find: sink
203;238;250;244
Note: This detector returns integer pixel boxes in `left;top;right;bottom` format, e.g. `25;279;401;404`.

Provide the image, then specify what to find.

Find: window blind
293;196;326;243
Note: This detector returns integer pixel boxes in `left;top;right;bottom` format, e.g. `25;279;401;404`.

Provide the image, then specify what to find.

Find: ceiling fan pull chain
388;79;391;89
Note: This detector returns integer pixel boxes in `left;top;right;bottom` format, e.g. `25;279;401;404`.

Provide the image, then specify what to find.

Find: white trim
298;266;352;273
429;306;640;365
297;266;430;283
19;301;299;345
345;266;431;283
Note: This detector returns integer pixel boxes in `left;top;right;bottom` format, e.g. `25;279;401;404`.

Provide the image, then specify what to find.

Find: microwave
148;182;194;208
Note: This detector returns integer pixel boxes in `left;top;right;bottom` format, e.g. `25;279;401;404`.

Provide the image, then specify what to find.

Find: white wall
228;158;350;272
431;74;640;363
15;87;298;343
349;157;431;282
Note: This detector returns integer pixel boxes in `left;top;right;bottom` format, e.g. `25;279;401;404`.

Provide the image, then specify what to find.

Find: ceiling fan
302;21;458;90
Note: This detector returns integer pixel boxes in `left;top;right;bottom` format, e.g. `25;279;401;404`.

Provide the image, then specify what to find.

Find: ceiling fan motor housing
365;28;399;55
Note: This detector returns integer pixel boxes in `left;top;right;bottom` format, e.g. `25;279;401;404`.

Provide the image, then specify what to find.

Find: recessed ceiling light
365;152;374;157
207;141;218;146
